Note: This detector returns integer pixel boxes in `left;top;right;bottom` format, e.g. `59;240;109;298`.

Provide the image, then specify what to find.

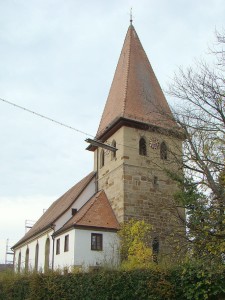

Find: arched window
139;138;147;156
111;140;116;159
44;238;50;272
25;247;29;272
35;242;39;271
100;149;105;168
160;142;168;160
18;252;21;273
152;237;159;263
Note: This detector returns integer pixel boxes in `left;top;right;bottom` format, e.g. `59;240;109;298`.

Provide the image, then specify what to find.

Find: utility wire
0;96;144;152
0;97;95;138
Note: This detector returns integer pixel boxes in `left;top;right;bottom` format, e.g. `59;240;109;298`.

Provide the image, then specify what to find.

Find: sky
0;0;224;264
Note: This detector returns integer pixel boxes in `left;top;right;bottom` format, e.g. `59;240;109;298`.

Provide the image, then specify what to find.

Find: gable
55;190;120;235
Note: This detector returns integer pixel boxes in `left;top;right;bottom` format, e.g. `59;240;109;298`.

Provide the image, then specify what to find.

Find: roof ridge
54;171;96;221
122;25;132;115
12;171;96;249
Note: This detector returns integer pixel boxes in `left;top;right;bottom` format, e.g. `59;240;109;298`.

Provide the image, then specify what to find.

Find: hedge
0;263;224;300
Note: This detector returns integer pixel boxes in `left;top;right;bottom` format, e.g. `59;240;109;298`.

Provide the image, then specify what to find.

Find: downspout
74;226;76;268
96;147;99;192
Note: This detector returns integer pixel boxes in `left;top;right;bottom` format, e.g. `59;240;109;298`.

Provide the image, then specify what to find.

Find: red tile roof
12;172;96;248
56;190;120;234
96;25;177;139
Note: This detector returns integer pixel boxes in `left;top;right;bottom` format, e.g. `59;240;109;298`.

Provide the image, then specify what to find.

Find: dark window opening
25;248;29;272
153;176;158;185
160;142;168;160
111;140;116;159
72;208;77;216
91;233;103;251
64;235;69;252
56;238;60;255
152;237;159;263
35;243;39;271
139;138;147;156
18;252;21;273
44;238;50;272
100;149;105;168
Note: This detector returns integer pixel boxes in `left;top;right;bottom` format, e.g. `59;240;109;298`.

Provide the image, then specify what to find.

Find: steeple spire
130;8;133;25
96;24;177;139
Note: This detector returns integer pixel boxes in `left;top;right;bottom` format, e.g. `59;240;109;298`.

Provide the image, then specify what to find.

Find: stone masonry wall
95;125;185;255
96;127;125;222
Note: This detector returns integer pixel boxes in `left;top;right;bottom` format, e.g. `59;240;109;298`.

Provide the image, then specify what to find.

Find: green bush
0;263;224;300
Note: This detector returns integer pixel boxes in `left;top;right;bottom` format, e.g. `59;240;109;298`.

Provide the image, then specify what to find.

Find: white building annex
12;20;184;272
13;173;120;272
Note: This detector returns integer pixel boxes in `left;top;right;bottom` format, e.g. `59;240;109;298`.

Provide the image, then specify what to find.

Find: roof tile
13;172;96;248
96;25;177;138
58;190;120;232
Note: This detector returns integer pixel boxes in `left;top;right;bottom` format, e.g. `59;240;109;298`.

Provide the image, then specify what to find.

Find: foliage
170;260;225;300
117;219;153;269
167;31;225;261
0;270;29;300
0;262;225;300
172;175;225;261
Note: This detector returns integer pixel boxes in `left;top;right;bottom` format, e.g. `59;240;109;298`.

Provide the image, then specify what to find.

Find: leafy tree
167;31;225;261
117;219;153;269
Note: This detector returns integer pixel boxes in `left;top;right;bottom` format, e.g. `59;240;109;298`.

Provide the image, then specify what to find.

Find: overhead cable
0;97;94;138
0;96;141;151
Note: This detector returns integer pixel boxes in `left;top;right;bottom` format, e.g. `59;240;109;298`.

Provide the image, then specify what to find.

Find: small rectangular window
153;176;158;185
91;233;103;251
64;235;69;252
56;238;60;255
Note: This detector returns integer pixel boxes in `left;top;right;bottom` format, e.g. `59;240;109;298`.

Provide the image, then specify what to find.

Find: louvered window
100;149;105;168
160;142;168;160
139;138;147;156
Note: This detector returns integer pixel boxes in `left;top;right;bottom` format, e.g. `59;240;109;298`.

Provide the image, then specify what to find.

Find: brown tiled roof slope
12;172;96;248
96;24;177;138
56;190;120;234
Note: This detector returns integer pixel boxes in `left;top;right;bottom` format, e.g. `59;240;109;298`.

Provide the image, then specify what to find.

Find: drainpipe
96;147;99;192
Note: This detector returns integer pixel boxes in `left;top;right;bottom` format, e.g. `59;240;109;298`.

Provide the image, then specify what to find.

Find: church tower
87;23;185;255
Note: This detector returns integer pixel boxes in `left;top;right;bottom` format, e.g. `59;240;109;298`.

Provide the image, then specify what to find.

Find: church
12;21;185;272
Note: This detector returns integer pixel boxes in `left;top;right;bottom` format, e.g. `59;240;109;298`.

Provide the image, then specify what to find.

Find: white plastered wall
55;177;96;231
14;178;96;272
14;229;54;272
74;228;119;269
53;229;75;270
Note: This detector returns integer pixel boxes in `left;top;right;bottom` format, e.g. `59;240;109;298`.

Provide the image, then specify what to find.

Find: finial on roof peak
130;7;133;25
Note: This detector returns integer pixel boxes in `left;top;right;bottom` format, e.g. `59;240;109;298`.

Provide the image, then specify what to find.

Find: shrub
0;262;224;300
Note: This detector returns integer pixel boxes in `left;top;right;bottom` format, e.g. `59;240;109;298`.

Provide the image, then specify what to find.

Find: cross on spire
130;7;133;25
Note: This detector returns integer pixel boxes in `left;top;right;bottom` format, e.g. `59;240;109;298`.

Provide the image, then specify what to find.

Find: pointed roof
96;25;177;139
12;172;96;248
55;190;120;234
